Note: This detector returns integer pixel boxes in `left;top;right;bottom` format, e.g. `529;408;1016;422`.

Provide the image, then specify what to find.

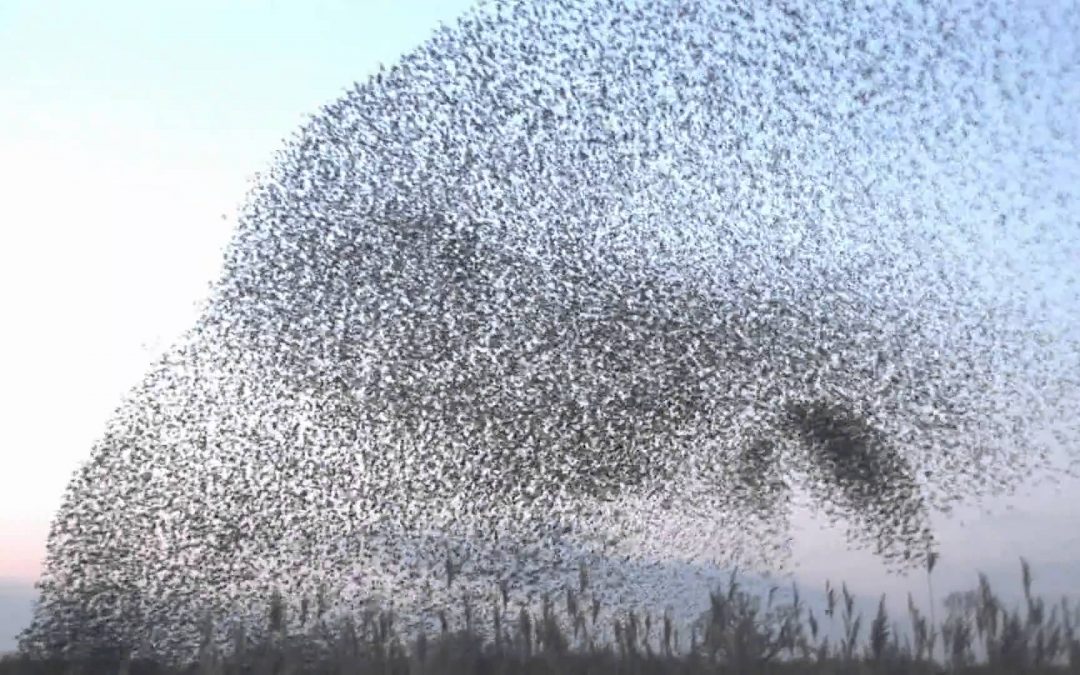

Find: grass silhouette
4;558;1078;674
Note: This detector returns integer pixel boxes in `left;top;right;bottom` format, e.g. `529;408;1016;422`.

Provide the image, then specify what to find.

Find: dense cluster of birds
20;0;1080;663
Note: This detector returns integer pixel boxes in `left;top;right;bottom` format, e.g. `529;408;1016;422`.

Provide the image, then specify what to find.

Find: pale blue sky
0;0;475;650
1;0;1078;655
0;0;476;568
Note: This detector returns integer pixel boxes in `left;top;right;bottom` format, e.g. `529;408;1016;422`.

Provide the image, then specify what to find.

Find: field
3;559;1078;674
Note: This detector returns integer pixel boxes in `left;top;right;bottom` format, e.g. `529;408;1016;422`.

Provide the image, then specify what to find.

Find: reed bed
4;558;1078;674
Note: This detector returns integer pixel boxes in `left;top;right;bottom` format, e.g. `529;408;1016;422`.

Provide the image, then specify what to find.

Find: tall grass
4;558;1078;674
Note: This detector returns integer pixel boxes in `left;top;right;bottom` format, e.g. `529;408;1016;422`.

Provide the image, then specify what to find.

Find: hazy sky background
1;0;1077;654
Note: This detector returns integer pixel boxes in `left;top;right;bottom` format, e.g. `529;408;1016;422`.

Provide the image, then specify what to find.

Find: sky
0;0;477;650
1;0;1078;655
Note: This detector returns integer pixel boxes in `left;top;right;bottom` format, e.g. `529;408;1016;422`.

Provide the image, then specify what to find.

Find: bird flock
20;0;1080;663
